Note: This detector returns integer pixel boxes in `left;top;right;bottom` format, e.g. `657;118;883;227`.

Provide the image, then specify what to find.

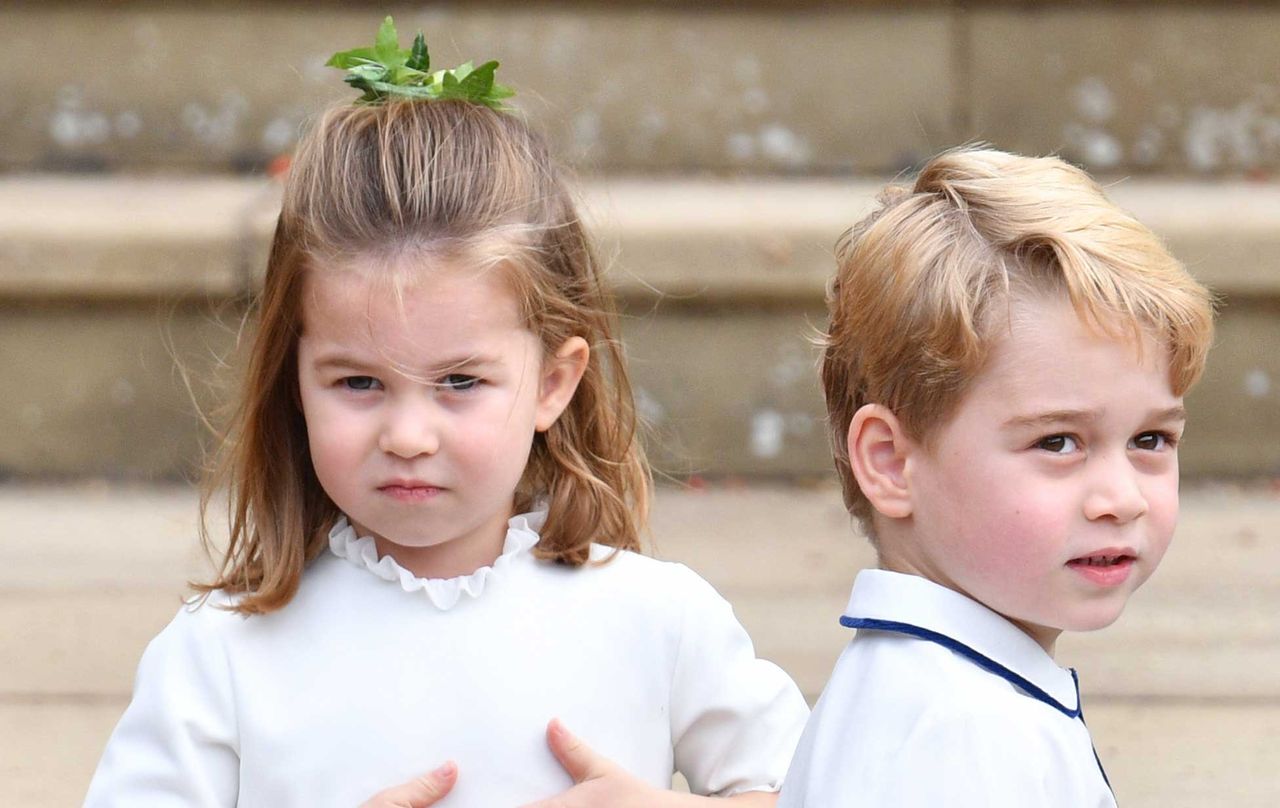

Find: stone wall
5;3;1280;175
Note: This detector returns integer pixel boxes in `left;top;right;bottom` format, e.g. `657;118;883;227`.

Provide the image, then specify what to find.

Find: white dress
85;511;809;807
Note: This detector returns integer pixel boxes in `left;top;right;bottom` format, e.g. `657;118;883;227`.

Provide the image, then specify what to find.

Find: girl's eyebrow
310;351;501;374
311;352;377;372
1002;405;1187;431
423;354;501;374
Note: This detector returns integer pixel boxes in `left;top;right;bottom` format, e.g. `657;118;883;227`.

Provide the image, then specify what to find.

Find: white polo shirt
779;569;1117;808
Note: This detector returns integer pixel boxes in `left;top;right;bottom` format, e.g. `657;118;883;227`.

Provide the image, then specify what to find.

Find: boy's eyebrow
1002;409;1099;431
1148;405;1189;423
1003;405;1188;430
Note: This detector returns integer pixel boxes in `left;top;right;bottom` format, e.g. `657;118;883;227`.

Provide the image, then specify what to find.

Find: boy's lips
1066;548;1137;586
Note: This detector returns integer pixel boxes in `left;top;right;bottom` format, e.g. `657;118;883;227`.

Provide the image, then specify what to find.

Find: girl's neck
361;510;514;580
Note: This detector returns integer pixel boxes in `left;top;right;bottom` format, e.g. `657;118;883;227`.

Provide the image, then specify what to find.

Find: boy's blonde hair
822;147;1214;535
196;100;650;614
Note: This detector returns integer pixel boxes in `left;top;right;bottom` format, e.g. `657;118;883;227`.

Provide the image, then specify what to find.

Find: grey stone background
2;2;1279;806
3;2;1279;481
7;4;1280;177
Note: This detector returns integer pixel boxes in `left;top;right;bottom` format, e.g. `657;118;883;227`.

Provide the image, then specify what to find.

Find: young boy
778;148;1214;807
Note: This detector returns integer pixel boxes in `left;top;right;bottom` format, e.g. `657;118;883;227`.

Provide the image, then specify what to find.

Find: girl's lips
1066;553;1135;586
378;484;443;502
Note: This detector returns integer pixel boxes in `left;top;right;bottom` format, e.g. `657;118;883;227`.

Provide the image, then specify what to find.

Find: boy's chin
1060;604;1131;634
1009;605;1128;648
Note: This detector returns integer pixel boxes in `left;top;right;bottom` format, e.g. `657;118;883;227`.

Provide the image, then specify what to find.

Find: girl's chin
370;532;451;551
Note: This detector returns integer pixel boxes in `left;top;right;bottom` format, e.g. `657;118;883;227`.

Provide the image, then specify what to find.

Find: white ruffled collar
327;510;545;611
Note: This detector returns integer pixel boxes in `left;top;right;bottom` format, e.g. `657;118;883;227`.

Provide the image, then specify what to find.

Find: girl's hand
518;719;660;808
520;720;779;808
360;761;458;808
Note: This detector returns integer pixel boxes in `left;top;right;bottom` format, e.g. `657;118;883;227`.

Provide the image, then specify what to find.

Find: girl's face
296;256;587;579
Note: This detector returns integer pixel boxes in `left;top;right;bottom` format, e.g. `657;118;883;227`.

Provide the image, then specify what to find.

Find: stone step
3;482;1279;807
3;483;1277;701
5;4;1280;175
2;175;1278;479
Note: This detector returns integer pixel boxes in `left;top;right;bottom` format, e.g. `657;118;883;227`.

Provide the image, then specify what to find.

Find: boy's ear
847;404;913;520
535;336;590;432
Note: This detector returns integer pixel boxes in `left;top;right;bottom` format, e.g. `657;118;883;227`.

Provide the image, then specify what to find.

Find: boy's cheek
1144;474;1181;535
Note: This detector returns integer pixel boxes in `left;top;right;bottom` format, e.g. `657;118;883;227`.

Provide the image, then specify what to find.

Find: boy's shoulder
832;626;1071;733
788;630;1110;807
821;613;1017;724
815;569;1098;759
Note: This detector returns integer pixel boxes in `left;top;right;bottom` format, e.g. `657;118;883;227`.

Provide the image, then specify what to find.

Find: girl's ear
847;403;914;520
535;336;590;432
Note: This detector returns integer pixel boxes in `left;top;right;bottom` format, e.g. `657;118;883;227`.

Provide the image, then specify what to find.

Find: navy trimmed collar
839;570;1081;712
839;615;1082;718
840;570;1114;795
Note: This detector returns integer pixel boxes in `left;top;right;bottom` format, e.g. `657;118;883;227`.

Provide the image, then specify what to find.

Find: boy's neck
876;539;1062;656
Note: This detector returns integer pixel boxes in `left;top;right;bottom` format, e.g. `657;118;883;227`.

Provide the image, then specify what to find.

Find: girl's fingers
545;719;613;784
359;761;458;808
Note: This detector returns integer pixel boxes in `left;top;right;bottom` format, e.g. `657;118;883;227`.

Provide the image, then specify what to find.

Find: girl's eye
1131;431;1175;451
341;376;381;392
1036;434;1079;454
441;374;480;392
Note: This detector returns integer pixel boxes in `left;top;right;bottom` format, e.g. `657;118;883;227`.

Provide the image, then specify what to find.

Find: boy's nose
1082;454;1148;524
378;398;441;459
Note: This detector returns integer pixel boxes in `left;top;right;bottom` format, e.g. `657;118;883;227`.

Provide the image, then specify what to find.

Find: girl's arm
665;565;808;798
84;604;240;807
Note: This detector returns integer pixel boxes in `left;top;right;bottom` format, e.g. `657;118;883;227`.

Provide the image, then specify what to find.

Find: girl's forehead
304;254;516;313
299;257;530;347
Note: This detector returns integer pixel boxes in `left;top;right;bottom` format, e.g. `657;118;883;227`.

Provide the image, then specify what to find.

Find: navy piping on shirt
840;616;1114;794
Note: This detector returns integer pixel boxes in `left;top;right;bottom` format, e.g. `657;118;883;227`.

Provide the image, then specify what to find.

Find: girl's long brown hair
194;100;650;614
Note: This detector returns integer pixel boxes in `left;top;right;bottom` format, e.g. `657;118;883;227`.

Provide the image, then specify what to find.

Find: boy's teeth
1081;555;1127;566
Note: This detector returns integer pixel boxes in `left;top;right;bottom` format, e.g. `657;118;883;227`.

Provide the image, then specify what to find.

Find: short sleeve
667;565;809;797
83;601;240;807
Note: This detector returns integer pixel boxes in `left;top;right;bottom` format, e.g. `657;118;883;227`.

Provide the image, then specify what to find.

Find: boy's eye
1036;434;1078;454
341;376;381;392
1130;431;1174;451
440;374;480;391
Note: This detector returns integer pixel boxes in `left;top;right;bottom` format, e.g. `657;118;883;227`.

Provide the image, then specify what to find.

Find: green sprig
325;17;516;110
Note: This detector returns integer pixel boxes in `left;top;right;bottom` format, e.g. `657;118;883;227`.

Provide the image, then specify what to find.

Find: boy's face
894;294;1185;652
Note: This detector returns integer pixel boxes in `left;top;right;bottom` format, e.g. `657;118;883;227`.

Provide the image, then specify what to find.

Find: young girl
84;22;807;808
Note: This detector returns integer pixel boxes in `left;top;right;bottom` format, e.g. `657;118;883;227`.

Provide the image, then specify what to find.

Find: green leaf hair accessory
325;17;516;110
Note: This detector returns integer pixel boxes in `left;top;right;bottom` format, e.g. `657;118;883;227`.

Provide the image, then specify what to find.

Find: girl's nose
377;398;441;459
1082;454;1148;524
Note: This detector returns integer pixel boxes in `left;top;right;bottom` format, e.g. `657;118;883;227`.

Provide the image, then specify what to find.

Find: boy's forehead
995;293;1166;358
970;295;1178;404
